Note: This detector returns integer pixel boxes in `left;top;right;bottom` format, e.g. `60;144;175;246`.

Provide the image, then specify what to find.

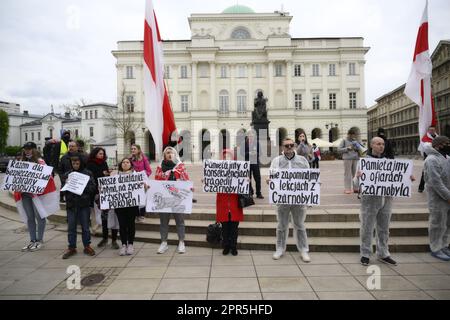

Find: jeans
21;194;46;242
160;213;185;242
116;207;138;245
67;206;91;248
276;205;309;252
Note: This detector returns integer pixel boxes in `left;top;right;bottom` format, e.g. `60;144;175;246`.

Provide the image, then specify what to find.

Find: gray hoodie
423;144;450;202
338;138;360;160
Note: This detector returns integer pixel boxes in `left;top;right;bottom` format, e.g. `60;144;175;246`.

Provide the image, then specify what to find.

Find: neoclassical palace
112;5;369;161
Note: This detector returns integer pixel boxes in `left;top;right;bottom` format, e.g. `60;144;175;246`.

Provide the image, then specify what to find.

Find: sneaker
177;241;185;254
62;248;77;259
300;251;311;263
378;256;397;266
29;241;42;252
222;247;230;255
272;249;284;260
418;189;424;193
157;242;169;254
231;248;238;256
360;257;370;266
97;238;107;248
344;190;352;194
111;241;120;250
441;247;450;257
22;242;35;252
83;245;95;256
119;245;127;256
126;244;135;255
431;250;450;261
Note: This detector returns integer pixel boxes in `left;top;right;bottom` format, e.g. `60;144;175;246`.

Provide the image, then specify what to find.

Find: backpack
206;222;222;244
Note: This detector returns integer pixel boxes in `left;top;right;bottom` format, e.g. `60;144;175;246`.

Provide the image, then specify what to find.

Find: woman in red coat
216;149;244;256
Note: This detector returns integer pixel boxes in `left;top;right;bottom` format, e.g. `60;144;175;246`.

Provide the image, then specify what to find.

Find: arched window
237;90;247;113
231;27;251;39
219;90;229;114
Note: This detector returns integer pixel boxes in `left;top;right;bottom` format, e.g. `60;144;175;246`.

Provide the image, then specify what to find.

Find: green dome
222;5;255;14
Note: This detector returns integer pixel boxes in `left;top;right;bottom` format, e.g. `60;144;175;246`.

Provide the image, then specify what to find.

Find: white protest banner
269;169;320;205
1;160;53;194
202;160;250;194
60;172;90;196
98;172;146;209
358;158;413;197
146;180;193;214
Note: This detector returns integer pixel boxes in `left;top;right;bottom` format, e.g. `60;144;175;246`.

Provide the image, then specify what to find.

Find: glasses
283;144;295;148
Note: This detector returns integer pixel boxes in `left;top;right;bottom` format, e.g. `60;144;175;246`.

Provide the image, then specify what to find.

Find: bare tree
59;98;91;117
104;83;142;149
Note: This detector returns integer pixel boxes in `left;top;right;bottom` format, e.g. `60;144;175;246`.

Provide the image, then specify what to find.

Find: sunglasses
283;144;295;148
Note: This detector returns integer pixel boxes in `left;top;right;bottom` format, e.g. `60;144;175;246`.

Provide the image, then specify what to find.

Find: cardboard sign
269;169;321;205
146;180;193;214
2;160;53;194
98;172;147;209
203;160;250;194
358;158;413;197
60;172;90;196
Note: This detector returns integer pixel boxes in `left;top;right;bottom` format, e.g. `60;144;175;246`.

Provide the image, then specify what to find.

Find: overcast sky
1;0;449;115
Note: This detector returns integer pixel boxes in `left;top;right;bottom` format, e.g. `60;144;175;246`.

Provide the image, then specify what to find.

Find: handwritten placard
98;172;147;209
2;160;52;194
203;160;249;194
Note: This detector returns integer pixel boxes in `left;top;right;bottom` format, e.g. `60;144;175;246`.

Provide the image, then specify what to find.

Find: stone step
133;218;430;237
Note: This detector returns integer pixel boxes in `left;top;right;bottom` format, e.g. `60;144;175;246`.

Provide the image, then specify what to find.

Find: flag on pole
404;0;437;151
143;0;176;157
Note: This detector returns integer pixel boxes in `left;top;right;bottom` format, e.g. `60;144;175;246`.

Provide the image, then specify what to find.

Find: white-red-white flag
143;0;176;157
404;0;437;151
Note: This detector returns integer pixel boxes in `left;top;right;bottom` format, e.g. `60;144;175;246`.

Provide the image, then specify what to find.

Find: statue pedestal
251;119;272;167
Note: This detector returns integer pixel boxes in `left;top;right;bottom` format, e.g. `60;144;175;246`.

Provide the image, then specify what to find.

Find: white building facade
112;5;369;162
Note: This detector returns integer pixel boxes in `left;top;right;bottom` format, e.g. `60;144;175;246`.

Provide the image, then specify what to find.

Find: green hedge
4;146;22;156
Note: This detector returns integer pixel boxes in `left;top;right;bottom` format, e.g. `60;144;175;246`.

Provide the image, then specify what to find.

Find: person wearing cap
15;142;59;252
423;136;450;261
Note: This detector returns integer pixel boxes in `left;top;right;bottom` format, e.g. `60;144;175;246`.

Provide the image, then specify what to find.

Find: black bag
206;222;222;244
238;194;255;208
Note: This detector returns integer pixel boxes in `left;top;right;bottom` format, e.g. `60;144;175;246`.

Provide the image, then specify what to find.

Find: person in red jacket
216;149;244;256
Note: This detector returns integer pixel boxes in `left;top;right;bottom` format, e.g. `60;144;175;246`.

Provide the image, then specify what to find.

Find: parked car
0;154;15;172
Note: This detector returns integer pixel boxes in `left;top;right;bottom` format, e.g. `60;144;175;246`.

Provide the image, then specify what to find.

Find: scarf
92;158;105;165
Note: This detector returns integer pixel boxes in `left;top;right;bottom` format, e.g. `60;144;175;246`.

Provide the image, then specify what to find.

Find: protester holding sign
13;142;59;252
268;138;311;262
215;149;243;256
355;137;415;266
113;158;141;256
86;147;119;250
58;141;81;203
130;144;152;222
423;136;450;261
62;156;97;259
155;147;190;254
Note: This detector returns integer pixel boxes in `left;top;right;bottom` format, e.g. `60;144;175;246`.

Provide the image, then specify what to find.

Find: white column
210;62;216;110
321;63;328;111
230;64;236;112
172;64;179;112
304;63;311;110
268;61;274;108
359;61;366;108
340;62;347;109
248;63;253;113
286;61;293;109
191;62;198;110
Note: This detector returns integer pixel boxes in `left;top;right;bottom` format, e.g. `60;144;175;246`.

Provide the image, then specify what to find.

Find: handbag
206;222;222;244
238;193;255;208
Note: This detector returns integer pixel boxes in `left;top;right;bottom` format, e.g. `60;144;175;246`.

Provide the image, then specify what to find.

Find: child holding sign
155;147;190;254
115;158;141;256
62;156;97;259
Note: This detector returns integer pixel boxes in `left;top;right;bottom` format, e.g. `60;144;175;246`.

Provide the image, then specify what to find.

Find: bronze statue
253;91;268;122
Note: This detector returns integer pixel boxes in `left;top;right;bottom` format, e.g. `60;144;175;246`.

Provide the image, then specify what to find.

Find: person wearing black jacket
86;147;119;249
245;131;264;199
58;141;83;202
62;156;96;259
376;128;395;159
